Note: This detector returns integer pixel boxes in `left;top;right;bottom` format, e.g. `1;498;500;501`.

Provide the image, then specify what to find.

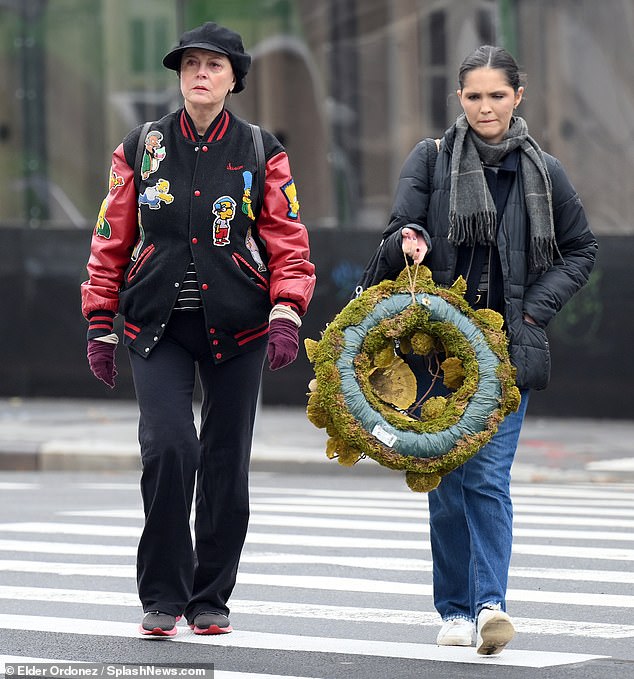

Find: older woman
81;21;315;637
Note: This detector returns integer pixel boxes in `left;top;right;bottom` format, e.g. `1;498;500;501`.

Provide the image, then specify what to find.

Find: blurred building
0;0;632;415
3;0;633;234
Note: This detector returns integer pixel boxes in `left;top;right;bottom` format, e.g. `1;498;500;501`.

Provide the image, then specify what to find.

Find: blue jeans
428;390;530;622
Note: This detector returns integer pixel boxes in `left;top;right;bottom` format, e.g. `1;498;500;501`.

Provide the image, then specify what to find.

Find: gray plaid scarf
449;114;555;273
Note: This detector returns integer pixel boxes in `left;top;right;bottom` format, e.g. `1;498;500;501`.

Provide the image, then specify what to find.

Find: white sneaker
436;618;475;646
476;608;515;655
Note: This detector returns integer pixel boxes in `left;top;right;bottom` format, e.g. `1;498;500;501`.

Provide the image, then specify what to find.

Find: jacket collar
179;107;231;142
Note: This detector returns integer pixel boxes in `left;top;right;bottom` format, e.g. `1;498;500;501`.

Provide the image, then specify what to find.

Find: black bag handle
249;123;266;220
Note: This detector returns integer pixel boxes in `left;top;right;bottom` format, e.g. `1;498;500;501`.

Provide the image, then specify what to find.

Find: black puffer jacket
358;128;598;390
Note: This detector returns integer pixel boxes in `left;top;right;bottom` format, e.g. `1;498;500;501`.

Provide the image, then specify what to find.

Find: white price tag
371;423;397;447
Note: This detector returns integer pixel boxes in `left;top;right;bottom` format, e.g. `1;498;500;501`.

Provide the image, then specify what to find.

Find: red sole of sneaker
138;626;178;637
189;624;233;635
138;615;182;637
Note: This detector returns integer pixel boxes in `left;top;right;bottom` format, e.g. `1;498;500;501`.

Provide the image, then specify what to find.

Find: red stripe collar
179;108;230;142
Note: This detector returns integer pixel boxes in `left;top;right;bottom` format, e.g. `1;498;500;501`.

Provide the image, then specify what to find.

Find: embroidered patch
280;179;300;219
141;130;166;180
241;171;255;220
138;179;174;210
95;197;111;239
245;226;267;272
212;195;236;246
109;170;124;191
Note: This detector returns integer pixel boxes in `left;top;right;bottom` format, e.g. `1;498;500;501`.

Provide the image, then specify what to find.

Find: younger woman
358;45;597;654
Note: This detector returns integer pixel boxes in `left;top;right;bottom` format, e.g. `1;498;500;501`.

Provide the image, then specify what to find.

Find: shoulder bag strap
249;123;266;220
428;137;441;189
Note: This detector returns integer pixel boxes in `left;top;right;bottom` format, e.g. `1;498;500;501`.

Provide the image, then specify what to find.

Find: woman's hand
401;227;428;265
87;339;117;388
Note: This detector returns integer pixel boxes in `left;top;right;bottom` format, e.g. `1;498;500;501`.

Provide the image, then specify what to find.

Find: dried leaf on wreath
441;356;465;390
304;338;319;363
411;331;437;356
369;356;417;410
372;346;396;369
449;275;468;298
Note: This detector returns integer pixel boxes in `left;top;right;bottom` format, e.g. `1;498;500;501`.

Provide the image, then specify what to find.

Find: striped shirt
174;261;202;310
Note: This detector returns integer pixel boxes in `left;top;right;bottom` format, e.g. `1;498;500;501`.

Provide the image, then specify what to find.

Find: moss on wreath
304;265;520;492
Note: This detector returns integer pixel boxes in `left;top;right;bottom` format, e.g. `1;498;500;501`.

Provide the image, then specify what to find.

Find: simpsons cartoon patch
95;197;111;239
241;170;255;220
109;170;124;192
212;195;236;246
94;167;126;238
139;179;174;210
280;179;300;219
141;130;166;180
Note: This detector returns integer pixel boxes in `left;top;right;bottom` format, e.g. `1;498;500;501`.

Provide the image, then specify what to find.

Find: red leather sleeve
257;151;316;316
80;144;139;318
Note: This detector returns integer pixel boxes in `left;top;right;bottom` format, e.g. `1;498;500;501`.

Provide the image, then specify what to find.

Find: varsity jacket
358;128;597;390
81;108;315;363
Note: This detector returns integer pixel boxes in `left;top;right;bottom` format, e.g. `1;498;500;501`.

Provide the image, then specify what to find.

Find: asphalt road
2;468;634;679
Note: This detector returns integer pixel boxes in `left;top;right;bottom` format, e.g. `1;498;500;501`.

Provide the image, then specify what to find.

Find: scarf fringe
449;212;497;246
529;236;554;274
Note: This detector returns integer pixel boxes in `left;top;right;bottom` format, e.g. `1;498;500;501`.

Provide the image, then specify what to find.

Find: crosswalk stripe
59;504;634;528
2;573;633;608
252;514;634;541
0;482;39;490
0;556;596;584
252;484;634;502
0;614;607;668
4;518;634;543
3;556;634;584
1;585;633;638
0;522;141;537
0;539;136;555
2;534;634;561
587;458;634;472
248;483;634;507
249;504;634;528
59;481;634;505
251;497;634;518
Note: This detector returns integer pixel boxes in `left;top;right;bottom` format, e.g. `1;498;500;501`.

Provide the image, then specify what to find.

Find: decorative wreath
304;265;521;492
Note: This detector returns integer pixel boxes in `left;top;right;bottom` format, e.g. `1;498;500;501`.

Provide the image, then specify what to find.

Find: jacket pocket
126;244;156;283
232;252;269;290
511;320;551;391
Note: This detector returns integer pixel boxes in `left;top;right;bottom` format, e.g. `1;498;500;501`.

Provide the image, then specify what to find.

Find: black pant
128;310;265;620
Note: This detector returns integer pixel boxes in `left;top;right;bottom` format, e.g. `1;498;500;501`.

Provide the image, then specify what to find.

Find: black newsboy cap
162;22;251;93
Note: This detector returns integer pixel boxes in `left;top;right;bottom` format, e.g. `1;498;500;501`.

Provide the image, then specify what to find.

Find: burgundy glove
267;318;299;370
87;340;117;388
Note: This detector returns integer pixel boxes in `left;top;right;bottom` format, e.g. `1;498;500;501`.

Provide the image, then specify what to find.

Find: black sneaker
189;612;232;635
139;611;181;637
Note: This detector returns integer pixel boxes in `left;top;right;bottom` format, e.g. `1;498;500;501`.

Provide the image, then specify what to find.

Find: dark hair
458;45;524;92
